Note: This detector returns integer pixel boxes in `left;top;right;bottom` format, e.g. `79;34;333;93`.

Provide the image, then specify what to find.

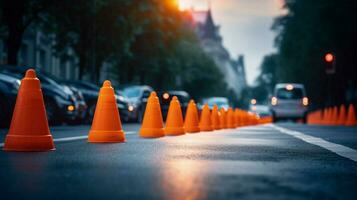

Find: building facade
185;8;247;96
0;27;115;84
0;28;80;80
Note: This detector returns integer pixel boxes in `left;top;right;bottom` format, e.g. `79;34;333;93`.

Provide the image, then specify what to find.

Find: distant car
0;68;77;125
158;90;190;119
202;97;230;110
58;83;87;123
62;80;132;123
122;85;153;122
271;83;309;123
0;73;20;127
249;104;272;118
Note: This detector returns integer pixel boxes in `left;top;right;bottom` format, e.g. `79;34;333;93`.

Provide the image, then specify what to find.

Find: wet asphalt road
0;123;357;200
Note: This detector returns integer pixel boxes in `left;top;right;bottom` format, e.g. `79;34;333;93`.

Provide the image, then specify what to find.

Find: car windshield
277;88;303;99
206;98;229;107
176;95;189;103
123;87;141;98
75;82;100;91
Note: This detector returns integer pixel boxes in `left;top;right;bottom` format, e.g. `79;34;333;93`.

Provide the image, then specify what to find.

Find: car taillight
271;97;278;106
303;97;309;106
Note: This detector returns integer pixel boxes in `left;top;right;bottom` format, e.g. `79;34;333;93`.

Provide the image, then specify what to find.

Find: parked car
62;80;132;122
0;65;81;125
158;91;190;120
202;97;230;110
270;83;309;123
0;73;20;127
122;85;153;122
249;104;272;118
58;83;87;123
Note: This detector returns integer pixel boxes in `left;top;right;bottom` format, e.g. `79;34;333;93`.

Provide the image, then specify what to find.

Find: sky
179;0;286;85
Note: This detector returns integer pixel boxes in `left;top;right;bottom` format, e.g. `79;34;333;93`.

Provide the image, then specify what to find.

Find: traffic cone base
140;128;165;138
4;135;55;152
3;69;55;152
88;80;126;143
200;127;213;132
88;130;125;143
185;126;200;133
164;127;185;136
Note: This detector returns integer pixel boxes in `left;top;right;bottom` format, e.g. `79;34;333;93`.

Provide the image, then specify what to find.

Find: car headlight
271;97;278;106
67;105;75;112
302;97;309;106
117;95;125;102
11;80;20;94
128;105;134;112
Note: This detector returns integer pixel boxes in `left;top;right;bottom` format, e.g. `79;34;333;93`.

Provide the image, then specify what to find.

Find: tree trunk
77;16;91;80
2;0;25;65
78;50;87;80
6;30;23;65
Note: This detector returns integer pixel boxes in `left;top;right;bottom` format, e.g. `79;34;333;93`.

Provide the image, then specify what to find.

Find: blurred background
0;0;356;126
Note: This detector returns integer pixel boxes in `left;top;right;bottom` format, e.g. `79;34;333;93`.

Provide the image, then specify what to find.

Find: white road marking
270;124;357;163
0;131;137;147
53;136;88;142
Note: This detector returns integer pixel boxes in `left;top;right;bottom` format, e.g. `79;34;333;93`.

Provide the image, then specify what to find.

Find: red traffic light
325;53;334;63
324;53;336;74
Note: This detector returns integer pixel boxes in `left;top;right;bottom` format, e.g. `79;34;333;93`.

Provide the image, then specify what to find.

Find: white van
271;83;309;123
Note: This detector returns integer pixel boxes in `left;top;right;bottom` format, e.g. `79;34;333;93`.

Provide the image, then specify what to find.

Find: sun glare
178;0;191;10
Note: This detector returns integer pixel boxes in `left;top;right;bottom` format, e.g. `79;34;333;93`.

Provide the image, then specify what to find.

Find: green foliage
1;0;228;100
271;0;357;107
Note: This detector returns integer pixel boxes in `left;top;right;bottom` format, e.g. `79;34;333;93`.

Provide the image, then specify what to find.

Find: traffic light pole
325;53;336;107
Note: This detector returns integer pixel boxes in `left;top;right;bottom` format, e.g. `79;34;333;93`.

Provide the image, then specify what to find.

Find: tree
256;53;279;95
273;0;357;107
0;0;54;65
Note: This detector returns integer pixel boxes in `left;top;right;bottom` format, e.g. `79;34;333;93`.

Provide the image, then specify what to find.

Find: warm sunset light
178;0;191;10
178;0;208;10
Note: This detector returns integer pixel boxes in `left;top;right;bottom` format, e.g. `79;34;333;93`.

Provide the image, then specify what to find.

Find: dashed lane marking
270;124;357;163
0;131;137;147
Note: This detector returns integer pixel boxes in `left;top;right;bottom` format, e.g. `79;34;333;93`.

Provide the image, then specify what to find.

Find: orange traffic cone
331;106;338;125
184;100;200;133
239;110;245;126
139;92;165;138
211;105;220;130
199;104;213;131
4;69;55;151
345;104;357;126
219;108;227;129
323;108;330;125
227;108;235;128
88;81;125;143
327;107;334;125
234;108;240;127
164;96;185;136
337;105;346;125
